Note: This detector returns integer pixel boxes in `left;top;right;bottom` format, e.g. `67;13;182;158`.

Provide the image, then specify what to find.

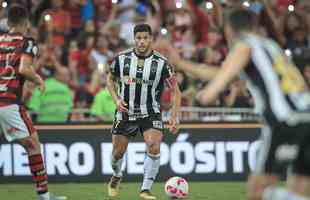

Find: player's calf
141;129;162;196
108;148;124;197
111;134;128;177
112;149;126;161
141;151;160;193
18;133;50;199
19;133;41;154
111;147;125;175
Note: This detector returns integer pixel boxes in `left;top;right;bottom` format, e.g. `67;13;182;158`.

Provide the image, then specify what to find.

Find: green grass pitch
0;182;246;200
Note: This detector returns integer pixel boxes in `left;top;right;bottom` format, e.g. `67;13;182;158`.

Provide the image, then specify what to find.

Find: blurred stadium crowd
0;0;309;123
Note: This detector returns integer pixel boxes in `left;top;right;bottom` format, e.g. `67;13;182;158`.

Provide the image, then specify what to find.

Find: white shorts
0;104;36;142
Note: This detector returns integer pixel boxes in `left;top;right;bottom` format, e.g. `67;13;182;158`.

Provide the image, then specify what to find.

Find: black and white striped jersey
110;48;174;121
241;33;310;124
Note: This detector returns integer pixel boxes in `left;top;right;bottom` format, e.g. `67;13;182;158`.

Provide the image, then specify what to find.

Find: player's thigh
111;119;140;158
111;119;140;138
143;129;163;144
0;104;36;143
112;134;129;152
141;114;163;144
17;132;41;155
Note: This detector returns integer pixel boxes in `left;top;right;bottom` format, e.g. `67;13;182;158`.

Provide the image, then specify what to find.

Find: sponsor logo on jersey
152;120;163;129
122;76;154;85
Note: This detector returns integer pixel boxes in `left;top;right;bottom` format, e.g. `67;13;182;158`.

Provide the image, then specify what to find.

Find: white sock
38;192;50;200
111;156;123;177
263;187;309;200
141;153;160;191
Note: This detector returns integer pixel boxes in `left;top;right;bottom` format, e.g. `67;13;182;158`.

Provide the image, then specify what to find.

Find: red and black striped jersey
0;33;38;106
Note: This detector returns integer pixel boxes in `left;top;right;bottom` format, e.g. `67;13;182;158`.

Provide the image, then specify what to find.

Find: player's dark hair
225;8;258;33
8;4;29;26
134;24;152;36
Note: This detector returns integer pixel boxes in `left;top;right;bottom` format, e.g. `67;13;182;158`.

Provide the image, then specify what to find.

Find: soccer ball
165;176;189;199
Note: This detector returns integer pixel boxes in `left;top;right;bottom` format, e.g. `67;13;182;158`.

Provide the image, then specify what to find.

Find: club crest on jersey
151;61;158;73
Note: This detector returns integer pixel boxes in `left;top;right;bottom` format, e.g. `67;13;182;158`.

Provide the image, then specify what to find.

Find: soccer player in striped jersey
0;4;65;200
166;8;310;200
106;24;181;200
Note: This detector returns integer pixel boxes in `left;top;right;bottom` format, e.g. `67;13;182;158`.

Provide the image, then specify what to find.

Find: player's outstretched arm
198;42;251;105
174;59;220;81
19;55;45;92
161;39;219;81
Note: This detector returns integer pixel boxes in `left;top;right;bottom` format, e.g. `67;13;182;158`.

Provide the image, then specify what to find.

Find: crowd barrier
31;107;261;123
0;123;261;182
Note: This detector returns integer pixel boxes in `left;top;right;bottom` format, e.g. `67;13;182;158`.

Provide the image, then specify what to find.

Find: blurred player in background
165;8;310;200
0;4;64;200
106;23;181;200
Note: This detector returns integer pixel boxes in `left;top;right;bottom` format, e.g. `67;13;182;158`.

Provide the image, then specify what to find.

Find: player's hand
197;87;217;106
116;99;128;113
37;78;45;93
169;116;179;135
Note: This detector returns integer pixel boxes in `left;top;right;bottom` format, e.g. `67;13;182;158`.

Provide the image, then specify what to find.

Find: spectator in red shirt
188;0;223;48
66;0;84;37
41;0;71;46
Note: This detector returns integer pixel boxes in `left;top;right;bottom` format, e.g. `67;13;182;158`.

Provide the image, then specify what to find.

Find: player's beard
137;44;151;56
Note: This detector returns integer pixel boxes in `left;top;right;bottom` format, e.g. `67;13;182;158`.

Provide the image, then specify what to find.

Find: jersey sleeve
22;38;38;58
162;61;177;89
109;56;120;78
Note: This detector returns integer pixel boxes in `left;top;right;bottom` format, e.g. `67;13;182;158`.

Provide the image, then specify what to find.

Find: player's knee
20;136;41;154
147;142;160;155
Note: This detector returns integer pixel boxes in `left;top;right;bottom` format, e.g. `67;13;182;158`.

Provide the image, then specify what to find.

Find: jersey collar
133;48;153;59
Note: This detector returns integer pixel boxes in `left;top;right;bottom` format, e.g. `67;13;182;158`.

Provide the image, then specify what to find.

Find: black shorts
255;121;310;176
111;114;164;137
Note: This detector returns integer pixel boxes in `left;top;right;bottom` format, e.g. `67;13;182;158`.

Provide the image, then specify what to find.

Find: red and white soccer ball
165;176;189;199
